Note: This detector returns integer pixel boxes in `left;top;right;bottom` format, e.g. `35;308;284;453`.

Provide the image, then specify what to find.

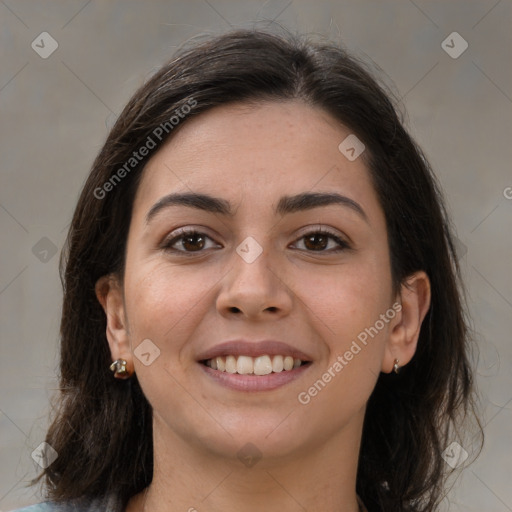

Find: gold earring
109;359;132;379
393;358;400;374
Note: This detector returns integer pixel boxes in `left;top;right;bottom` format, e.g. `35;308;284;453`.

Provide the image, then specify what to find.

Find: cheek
294;268;391;429
292;279;391;444
296;257;391;338
292;253;392;396
121;261;210;410
123;259;216;340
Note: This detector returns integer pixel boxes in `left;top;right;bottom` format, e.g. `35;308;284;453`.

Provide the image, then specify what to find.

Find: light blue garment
8;493;122;512
9;505;53;512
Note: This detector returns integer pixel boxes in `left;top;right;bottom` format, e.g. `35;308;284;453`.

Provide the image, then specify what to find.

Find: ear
382;270;431;373
95;274;134;375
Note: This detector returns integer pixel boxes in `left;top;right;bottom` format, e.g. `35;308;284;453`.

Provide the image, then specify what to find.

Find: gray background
1;1;511;510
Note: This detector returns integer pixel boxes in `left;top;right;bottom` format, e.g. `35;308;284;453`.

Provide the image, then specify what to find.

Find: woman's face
115;100;401;461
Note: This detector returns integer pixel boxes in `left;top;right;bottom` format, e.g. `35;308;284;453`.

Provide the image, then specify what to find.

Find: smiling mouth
200;354;311;375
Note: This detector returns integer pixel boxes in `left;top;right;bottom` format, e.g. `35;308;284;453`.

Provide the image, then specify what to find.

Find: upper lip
197;340;313;362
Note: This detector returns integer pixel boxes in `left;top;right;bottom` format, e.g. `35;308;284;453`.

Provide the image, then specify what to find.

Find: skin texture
96;100;431;512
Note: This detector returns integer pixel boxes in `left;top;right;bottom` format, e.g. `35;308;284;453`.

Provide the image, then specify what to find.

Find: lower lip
198;362;312;391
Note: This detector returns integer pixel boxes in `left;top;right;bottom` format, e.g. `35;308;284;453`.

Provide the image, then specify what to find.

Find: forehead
133;100;382;224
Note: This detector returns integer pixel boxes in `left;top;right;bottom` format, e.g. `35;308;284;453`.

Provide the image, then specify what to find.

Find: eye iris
304;233;328;251
182;233;205;251
171;230;341;253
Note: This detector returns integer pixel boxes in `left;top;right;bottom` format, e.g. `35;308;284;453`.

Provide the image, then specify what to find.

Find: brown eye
162;229;219;253
162;227;349;255
180;232;206;251
293;229;349;253
304;233;329;251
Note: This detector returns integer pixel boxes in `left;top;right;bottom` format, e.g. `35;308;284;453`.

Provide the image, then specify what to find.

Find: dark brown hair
30;28;483;511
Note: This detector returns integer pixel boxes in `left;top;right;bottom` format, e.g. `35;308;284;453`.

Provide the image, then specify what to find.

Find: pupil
183;234;204;251
305;234;327;251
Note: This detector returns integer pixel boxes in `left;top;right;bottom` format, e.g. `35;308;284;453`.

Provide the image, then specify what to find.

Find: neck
126;410;365;512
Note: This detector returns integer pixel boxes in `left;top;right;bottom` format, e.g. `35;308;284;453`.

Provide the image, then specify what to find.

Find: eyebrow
145;191;369;224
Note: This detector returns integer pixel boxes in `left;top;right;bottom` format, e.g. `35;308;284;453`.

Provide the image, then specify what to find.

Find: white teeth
215;356;225;371
204;354;306;374
272;355;284;372
284;356;294;371
236;355;253;374
225;355;237;373
253;355;273;375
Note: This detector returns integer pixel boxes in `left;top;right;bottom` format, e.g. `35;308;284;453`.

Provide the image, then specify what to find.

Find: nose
216;241;293;321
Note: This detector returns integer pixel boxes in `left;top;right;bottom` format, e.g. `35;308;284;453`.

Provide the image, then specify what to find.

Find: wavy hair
30;28;483;511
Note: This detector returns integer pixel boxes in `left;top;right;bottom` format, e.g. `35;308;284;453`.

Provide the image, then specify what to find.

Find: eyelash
161;227;350;255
